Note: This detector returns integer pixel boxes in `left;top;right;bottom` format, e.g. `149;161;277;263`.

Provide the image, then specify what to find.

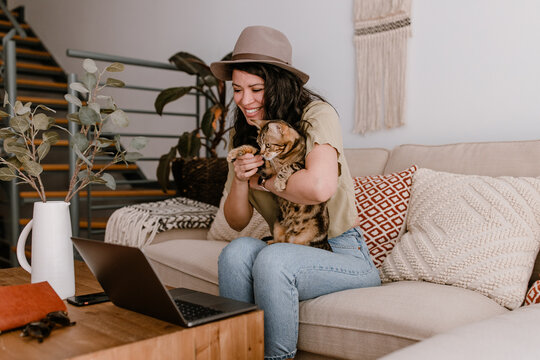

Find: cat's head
256;120;303;161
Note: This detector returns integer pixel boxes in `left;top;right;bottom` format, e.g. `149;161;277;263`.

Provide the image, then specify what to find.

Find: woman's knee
252;243;296;280
218;237;265;268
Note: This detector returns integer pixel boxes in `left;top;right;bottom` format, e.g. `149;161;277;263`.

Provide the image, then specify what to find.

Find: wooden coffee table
0;261;264;359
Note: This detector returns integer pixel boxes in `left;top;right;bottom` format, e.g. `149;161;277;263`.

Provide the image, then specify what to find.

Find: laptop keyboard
174;299;224;321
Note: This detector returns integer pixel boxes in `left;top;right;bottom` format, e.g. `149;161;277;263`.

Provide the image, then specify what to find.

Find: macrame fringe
353;0;412;134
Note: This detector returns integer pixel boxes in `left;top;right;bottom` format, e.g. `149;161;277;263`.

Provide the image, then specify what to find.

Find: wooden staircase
0;7;175;267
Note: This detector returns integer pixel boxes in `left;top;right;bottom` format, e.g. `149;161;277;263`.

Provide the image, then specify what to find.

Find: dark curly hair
230;63;326;148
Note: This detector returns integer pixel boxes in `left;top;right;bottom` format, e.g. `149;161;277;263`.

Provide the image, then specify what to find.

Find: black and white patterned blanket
104;197;218;248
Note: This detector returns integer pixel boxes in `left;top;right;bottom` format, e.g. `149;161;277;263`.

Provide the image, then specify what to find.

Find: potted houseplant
154;51;232;206
0;59;146;298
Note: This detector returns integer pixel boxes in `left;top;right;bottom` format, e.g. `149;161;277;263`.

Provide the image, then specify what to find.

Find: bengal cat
227;120;331;251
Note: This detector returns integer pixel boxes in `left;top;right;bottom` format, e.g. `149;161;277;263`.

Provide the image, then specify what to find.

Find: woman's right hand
233;153;264;183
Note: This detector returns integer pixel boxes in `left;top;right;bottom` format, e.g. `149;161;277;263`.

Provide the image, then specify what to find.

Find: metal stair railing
66;49;201;238
0;2;27;266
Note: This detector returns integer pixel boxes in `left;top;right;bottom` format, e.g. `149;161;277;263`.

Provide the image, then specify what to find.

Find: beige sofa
142;139;540;359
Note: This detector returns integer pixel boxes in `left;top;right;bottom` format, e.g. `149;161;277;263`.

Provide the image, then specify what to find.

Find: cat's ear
251;119;270;130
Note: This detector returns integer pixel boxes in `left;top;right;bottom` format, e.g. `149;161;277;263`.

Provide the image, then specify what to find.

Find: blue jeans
218;227;381;360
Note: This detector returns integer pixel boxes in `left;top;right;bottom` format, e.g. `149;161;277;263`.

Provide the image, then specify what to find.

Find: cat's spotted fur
227;120;331;251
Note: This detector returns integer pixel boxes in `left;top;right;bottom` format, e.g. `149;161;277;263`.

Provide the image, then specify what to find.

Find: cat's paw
227;145;258;163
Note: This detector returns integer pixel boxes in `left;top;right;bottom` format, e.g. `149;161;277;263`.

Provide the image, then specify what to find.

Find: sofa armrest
381;303;540;359
149;228;209;246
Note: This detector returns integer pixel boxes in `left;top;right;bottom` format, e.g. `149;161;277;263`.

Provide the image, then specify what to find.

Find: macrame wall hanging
353;0;412;134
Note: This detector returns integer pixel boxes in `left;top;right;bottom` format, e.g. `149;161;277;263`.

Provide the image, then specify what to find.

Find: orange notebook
0;281;67;333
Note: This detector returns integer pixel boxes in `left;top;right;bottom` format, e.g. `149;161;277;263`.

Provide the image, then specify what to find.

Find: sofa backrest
344;139;540;287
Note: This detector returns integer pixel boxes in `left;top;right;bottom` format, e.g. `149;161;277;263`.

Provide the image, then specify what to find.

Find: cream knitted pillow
207;190;271;241
380;168;540;309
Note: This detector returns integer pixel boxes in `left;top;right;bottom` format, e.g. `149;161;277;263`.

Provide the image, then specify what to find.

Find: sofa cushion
207;190;271;242
353;166;417;268
144;239;224;294
297;281;507;360
380;168;540;309
344;148;390;177
380;303;540;360
525;281;540;306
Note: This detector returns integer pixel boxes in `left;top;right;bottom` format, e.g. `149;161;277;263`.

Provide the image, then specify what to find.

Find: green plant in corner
154;51;232;192
0;58;147;202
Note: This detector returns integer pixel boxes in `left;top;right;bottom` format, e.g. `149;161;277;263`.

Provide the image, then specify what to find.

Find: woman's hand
232;153;264;183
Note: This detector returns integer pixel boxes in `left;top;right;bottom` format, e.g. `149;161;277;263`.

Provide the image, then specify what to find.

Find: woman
210;26;380;360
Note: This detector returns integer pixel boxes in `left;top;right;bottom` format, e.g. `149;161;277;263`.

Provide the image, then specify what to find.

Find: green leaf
67;113;81;125
154;86;193;115
106;62;124;72
0;109;9;117
201;107;216;139
69;82;89;94
79;106;100;125
73;145;92;167
22;159;42;177
156;146;177;191
14;101;30;115
110;109;128;127
37;142;50;161
168;52;212;78
0;167;16;181
81;72;97;91
9;115;30;133
0;128;14;139
33;113;51;130
83;58;98;73
106;78;125;88
64;94;82;108
88;102;101;115
177;131;200;159
124;151;143;162
96;138;115;148
43;130;59;145
129;136;147;150
72;133;89;151
35;104;56;113
100;173;116;190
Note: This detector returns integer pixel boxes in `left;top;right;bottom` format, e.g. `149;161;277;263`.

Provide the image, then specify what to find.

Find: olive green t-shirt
225;100;357;238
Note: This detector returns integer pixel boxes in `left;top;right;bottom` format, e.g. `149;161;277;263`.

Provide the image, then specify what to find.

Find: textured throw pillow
525;281;540;306
380;168;540;310
354;166;417;268
207;190;271;241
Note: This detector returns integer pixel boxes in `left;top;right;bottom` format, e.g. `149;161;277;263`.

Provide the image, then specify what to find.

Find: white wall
9;0;540;160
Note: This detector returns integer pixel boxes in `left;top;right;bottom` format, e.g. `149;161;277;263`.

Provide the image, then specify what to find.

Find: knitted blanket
104;197;218;248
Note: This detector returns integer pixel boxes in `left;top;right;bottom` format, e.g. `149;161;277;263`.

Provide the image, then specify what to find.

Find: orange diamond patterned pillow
525;280;540;305
353;165;417;268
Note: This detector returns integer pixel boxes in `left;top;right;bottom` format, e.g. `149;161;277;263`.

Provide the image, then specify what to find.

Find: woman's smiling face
232;69;265;126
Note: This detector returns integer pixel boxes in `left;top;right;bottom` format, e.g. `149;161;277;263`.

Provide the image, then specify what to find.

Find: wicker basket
171;158;228;206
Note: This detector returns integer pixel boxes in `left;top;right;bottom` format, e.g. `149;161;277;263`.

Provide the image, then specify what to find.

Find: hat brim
210;59;309;85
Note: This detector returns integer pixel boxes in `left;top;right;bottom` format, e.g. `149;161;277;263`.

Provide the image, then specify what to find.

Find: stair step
32;139;69;146
0;31;40;44
0;60;63;75
19;218;108;229
0;20;29;29
16;95;67;107
19;189;175;199
14;78;67;91
41;163;138;171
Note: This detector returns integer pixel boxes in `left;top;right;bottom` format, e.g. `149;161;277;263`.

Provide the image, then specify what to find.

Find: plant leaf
156;146;176;191
81;72;97;91
79;106;100;125
69;82;89;94
9;115;30;133
64;94;82;108
96;138;115;148
100;173;116;190
37;141;50;161
73;145;92;167
106;78;125;88
0;109;9;117
129;136;147;150
124;151;143;162
106;62;124;72
35;104;56;113
201;106;216;139
0;128;14;139
22;159;42;177
43;130;60;145
88;102;101;115
154;86;193;115
83;58;98;73
0;167;16;181
32;113;51;130
14;101;30;115
67;112;81;125
168;52;212;78
3;92;8;107
110;109;128;127
72;133;89;151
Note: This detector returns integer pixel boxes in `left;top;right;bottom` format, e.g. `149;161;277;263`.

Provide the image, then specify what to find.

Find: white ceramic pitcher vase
16;201;75;299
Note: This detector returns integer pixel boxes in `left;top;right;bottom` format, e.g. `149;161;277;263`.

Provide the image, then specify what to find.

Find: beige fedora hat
210;25;309;84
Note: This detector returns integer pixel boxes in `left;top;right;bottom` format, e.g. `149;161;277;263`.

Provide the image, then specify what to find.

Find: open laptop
71;237;258;327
